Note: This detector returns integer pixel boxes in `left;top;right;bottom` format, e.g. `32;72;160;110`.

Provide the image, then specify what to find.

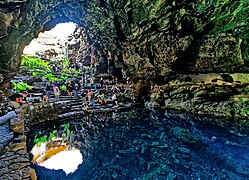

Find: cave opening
23;22;77;58
21;21;89;175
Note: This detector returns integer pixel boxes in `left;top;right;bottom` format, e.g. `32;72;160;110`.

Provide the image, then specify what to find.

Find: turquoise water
31;109;249;180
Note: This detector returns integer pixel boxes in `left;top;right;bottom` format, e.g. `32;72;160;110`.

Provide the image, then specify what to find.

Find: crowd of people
10;60;132;114
43;62;130;113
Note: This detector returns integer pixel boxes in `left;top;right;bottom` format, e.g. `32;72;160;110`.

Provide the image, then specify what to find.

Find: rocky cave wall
0;1;249;178
1;1;249;114
0;0;248;85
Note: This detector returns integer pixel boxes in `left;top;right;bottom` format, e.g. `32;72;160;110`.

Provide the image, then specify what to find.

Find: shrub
21;56;51;72
12;81;33;93
60;85;67;91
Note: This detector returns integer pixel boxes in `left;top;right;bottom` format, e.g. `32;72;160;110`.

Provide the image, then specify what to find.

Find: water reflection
30;123;84;175
29;109;249;179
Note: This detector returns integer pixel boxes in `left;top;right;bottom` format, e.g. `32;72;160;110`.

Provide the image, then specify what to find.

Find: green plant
12;81;33;93
60;85;67;91
61;123;72;140
68;68;82;77
34;132;48;147
21;56;51;72
45;73;59;82
62;58;70;68
60;71;70;81
49;130;57;140
194;0;249;38
33;70;48;77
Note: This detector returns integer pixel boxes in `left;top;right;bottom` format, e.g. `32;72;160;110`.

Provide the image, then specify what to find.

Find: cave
1;0;249;179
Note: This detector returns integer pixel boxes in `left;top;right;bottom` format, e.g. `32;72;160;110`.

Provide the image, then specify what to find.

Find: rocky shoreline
143;73;249;134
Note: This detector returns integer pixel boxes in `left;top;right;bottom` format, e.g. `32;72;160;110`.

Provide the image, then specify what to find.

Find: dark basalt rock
0;0;247;86
0;74;3;84
1;1;248;127
0;91;14;117
171;126;199;144
0;123;13;155
0;1;249;177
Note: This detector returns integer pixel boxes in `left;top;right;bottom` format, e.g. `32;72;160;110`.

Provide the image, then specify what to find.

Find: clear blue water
30;109;249;180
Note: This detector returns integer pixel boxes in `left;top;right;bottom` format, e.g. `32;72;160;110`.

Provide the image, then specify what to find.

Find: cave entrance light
23;22;77;60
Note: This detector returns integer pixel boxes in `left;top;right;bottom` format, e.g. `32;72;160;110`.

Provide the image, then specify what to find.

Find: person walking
91;90;95;107
100;77;104;88
67;81;73;96
74;84;79;99
45;83;52;101
54;86;60;101
112;93;118;105
87;90;92;104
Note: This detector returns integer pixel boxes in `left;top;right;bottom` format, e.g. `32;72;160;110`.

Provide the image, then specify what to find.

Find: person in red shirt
87;90;92;104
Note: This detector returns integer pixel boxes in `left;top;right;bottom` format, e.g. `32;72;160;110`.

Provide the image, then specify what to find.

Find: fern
11;81;33;92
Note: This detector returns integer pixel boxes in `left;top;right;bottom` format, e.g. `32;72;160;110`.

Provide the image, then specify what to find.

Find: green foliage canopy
21;56;51;71
197;0;249;38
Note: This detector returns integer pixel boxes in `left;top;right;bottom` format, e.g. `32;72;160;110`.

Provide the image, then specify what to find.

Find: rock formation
1;1;249;178
0;0;249;130
0;0;247;84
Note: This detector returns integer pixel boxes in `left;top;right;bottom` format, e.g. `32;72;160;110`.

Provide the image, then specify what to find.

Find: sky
23;22;76;55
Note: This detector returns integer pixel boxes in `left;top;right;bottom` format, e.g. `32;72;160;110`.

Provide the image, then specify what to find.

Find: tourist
100;77;104;88
112;93;118;105
81;101;86;110
45;83;52;101
91;90;95;107
79;79;84;90
66;81;73;96
54;86;60;101
90;76;94;89
9;92;27;105
104;79;109;89
52;80;57;88
98;93;106;105
87;90;92;104
74;84;79;99
52;64;56;73
82;102;90;113
81;90;87;102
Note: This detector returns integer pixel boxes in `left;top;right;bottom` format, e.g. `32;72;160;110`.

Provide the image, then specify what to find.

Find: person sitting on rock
16;92;27;105
9;91;28;105
42;95;49;103
98;93;106;105
82;102;90;113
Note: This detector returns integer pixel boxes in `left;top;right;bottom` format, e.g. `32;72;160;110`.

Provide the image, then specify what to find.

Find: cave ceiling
0;0;247;84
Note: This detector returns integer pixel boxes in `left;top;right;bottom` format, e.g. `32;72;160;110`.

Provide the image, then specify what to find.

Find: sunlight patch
23;22;76;55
